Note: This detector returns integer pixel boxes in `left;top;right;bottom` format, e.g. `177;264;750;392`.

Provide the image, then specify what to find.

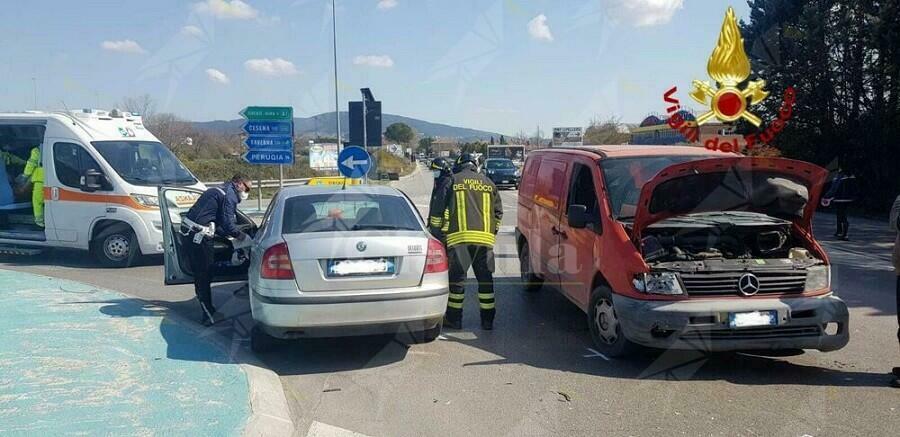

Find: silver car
159;185;449;352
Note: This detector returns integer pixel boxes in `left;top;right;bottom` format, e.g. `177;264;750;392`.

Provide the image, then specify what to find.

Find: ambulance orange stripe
43;187;158;211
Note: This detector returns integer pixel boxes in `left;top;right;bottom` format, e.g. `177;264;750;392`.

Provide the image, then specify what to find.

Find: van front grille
680;270;807;296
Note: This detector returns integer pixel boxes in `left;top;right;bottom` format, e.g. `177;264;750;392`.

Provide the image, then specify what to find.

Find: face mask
433;170;442;179
239;190;249;201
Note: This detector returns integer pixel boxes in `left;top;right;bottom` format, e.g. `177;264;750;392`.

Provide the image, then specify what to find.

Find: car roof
279;184;405;197
533;145;727;159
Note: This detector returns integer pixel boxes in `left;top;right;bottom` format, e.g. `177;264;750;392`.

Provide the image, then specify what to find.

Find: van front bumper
612;294;849;352
250;285;448;339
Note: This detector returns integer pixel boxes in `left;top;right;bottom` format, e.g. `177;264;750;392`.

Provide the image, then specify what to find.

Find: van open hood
631;157;828;241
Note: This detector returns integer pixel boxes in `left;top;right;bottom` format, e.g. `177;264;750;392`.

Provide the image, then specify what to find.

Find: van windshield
600;155;709;220
92;141;197;186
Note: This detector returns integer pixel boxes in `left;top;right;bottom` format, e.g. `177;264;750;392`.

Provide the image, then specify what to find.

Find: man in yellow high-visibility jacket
21;147;44;227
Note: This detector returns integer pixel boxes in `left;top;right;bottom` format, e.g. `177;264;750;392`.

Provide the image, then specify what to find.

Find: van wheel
519;242;543;292
92;225;139;268
588;286;637;357
251;325;278;353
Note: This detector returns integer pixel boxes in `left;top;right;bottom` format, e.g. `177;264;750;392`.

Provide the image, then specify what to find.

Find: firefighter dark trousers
185;229;215;310
446;245;495;323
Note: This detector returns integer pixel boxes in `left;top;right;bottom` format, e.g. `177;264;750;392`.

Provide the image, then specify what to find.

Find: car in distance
516;145;848;356
159;185;450;352
482;158;520;189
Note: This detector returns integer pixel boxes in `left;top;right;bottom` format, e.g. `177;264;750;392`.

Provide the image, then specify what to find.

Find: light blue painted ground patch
0;269;249;436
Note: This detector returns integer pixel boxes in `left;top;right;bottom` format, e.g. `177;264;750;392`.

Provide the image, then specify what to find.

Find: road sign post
241;106;295;189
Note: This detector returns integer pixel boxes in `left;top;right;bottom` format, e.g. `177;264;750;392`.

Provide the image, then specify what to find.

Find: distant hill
192;112;503;142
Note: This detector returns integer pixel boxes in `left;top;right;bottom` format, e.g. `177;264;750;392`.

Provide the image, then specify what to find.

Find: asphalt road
2;165;898;436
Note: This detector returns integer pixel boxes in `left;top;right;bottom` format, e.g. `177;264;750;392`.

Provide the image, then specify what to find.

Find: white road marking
307;421;371;437
582;348;611;361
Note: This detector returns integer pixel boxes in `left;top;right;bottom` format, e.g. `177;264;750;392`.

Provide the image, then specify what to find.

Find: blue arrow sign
242;120;293;136
243;150;294;165
244;136;294;151
338;146;371;179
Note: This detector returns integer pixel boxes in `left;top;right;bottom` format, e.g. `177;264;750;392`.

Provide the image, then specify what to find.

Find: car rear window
282;193;422;233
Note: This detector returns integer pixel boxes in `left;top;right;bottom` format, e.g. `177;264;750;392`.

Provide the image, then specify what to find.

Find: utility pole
331;0;341;153
362;89;368;184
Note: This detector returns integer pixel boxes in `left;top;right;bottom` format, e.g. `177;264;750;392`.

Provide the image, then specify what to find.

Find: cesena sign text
661;7;795;153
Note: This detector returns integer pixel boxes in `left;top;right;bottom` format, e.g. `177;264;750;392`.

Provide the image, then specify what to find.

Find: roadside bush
181;156;319;184
373;149;415;176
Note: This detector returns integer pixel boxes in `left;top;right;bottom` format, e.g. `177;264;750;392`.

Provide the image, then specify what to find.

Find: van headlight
804;265;830;292
130;193;160;208
633;272;684;295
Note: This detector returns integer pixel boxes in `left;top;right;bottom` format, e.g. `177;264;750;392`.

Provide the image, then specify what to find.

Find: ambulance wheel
92;225;138;268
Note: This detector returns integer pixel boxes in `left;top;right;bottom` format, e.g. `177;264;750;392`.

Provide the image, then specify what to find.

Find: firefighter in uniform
427;157;453;242
441;153;503;330
181;174;252;325
21;146;44;227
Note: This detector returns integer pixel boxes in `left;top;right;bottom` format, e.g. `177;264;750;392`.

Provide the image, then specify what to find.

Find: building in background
431;137;459;157
630;111;745;148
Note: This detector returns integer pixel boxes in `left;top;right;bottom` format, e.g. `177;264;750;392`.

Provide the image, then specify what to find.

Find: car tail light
261;242;294;280
424;238;449;273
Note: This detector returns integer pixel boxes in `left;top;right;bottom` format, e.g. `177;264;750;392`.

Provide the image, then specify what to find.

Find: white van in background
0;109;205;267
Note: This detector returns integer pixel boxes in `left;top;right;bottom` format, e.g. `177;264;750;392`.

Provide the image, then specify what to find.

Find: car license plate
728;310;777;328
327;258;395;277
501;180;509;184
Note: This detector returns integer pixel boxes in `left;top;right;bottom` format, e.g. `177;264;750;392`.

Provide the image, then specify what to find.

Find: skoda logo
356;241;367;252
737;273;761;296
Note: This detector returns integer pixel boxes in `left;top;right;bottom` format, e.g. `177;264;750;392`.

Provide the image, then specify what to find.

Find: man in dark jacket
440;153;503;330
891;194;900;388
822;169;857;240
182;174;252;325
427;157;453;242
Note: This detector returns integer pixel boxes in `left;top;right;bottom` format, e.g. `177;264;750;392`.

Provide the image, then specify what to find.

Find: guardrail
201;178;311;188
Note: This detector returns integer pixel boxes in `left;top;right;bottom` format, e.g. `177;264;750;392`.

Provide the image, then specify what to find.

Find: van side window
534;159;568;210
567;164;600;217
520;156;540;197
53;142;104;189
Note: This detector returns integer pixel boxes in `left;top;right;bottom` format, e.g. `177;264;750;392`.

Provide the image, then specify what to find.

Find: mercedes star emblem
737;273;761;296
356;241;367;252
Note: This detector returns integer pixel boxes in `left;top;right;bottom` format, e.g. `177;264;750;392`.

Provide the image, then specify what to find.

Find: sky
0;0;752;135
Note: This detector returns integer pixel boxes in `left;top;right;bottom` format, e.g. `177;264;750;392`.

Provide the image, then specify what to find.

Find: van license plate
728;310;777;328
327;258;395;277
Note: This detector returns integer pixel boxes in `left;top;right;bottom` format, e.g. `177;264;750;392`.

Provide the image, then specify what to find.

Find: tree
741;0;900;211
418;137;435;154
584;117;630;145
118;94;156;119
384;122;416;144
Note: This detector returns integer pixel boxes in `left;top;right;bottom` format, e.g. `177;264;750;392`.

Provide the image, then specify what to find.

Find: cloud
181;25;204;37
527;14;553;42
377;0;398;10
244;58;299;76
205;68;230;84
610;0;683;27
101;39;147;54
193;0;259;20
353;55;394;68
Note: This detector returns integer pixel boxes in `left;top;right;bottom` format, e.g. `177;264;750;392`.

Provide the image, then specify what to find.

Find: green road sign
240;106;293;121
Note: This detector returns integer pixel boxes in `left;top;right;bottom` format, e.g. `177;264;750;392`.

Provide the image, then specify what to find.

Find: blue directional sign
242;120;293;136
241;106;294;165
242;150;294;165
338;146;372;179
244;136;293;151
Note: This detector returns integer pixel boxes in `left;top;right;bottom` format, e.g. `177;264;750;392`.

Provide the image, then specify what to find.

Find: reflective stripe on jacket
440;168;502;248
24;147;42;183
428;174;452;230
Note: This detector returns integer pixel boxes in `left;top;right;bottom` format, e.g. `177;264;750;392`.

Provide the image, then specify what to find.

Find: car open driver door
158;186;257;286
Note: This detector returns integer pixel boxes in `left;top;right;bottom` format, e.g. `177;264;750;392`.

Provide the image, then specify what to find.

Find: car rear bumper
612;293;849;352
250;283;449;338
487;175;519;186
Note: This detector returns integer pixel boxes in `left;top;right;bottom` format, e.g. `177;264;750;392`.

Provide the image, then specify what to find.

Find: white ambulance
0;109;205;267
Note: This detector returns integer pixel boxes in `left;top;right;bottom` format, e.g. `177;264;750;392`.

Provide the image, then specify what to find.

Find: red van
516;145;849;356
